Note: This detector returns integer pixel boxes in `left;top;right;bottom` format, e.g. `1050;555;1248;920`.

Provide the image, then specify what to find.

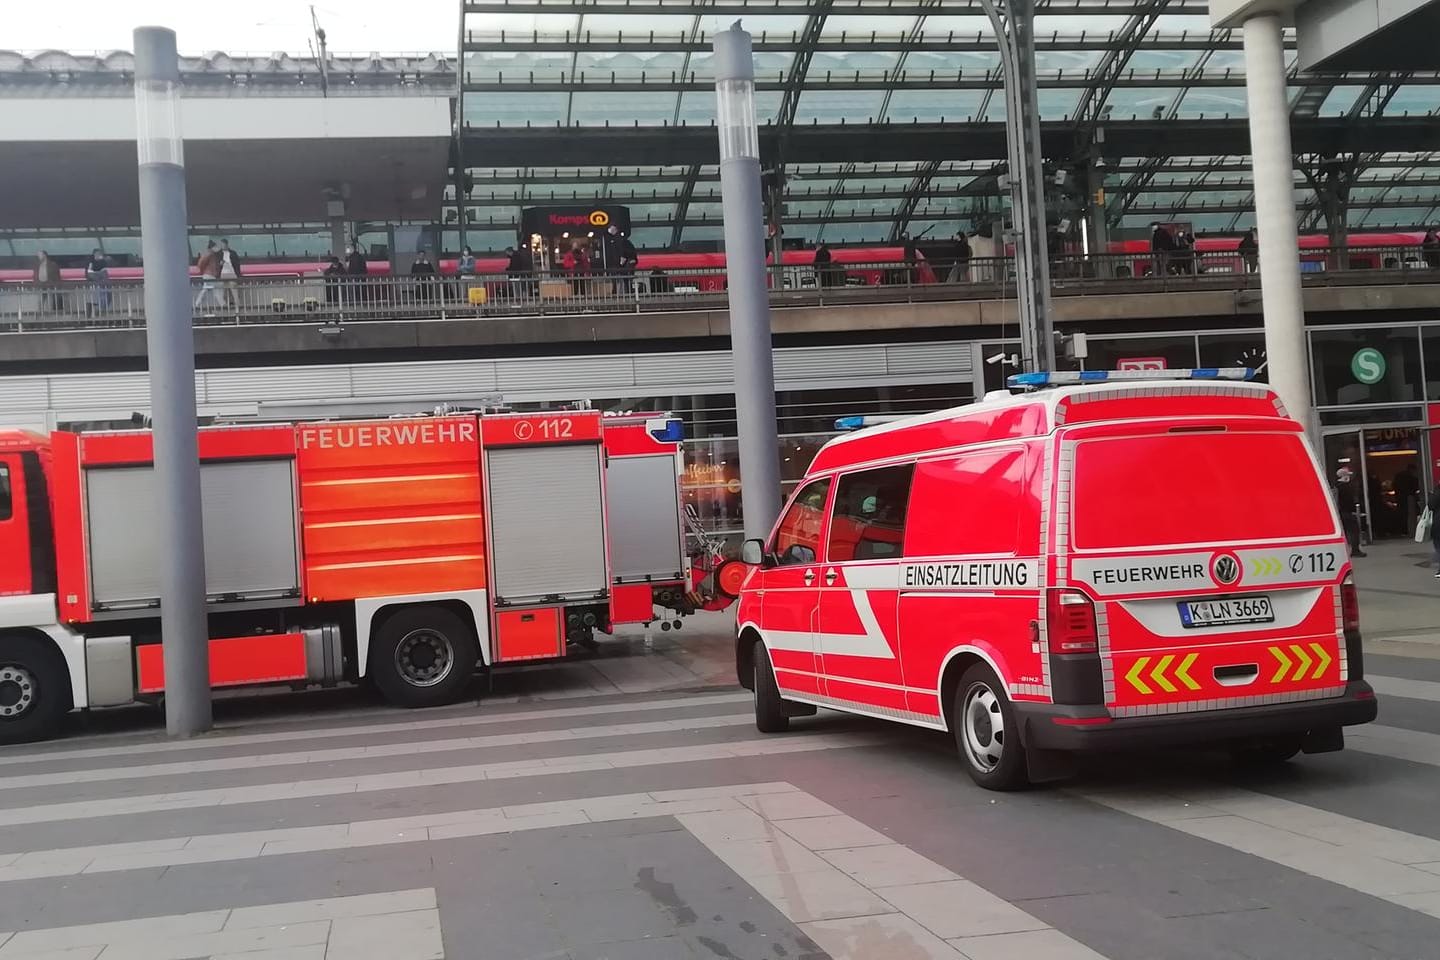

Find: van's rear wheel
370;607;479;709
753;641;789;733
0;635;70;745
954;664;1028;791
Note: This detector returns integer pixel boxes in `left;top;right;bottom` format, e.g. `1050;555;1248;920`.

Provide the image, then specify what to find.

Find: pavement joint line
1368;674;1440;703
0;784;801;884
0;888;443;959
1077;784;1440;920
0;712;758;794
0;731;892;828
0;691;753;768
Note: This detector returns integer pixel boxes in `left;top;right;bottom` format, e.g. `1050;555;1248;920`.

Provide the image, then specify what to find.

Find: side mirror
740;538;767;566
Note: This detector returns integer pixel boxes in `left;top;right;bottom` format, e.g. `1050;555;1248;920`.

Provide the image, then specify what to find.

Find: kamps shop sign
522;205;632;235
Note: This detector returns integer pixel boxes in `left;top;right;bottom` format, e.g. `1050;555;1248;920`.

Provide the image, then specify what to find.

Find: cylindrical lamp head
713;23;758;162
133;26;185;167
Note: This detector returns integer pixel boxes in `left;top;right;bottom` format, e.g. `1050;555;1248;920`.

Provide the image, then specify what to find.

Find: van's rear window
1071;432;1336;550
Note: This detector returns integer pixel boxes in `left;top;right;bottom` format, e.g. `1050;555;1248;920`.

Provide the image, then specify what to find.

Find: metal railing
3;248;1437;334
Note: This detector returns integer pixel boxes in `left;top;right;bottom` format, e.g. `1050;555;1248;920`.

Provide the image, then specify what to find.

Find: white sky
8;1;457;55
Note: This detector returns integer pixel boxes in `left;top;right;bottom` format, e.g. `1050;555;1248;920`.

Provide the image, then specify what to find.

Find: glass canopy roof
457;0;1440;248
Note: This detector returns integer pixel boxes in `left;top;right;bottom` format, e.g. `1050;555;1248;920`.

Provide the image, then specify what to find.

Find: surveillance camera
986;352;1008;365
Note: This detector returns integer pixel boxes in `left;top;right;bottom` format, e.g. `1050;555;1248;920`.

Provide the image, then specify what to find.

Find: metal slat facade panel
486;444;608;604
48;372;153;410
495;356;637;393
350;360;500;397
773;345;889;384
631;350;732;388
203;366;353;404
884;341;975;376
0;376;50;411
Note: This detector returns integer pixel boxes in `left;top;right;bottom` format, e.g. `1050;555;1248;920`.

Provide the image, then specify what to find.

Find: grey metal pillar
981;0;1055;371
1242;14;1314;437
134;27;212;737
714;24;782;541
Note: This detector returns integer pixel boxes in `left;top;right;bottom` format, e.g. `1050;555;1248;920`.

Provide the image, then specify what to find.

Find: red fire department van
0;409;732;743
736;370;1378;789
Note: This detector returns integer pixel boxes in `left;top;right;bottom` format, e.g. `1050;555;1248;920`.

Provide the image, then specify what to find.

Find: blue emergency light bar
834;414;909;431
1007;367;1257;389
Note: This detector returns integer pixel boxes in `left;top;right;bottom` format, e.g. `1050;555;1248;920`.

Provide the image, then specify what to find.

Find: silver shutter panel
486;444;608;604
605;455;684;582
86;460;299;608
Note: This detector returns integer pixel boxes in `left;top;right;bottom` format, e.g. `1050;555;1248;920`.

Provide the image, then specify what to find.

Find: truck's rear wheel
0;635;70;745
370;607;479;709
753;641;790;733
954;663;1029;791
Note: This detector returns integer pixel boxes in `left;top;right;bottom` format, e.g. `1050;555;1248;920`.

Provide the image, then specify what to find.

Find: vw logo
1211;553;1241;586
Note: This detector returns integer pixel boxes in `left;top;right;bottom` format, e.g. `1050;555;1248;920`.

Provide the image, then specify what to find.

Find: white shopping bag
1416;507;1433;544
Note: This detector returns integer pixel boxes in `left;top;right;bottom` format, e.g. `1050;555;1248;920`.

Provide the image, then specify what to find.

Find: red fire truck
0;409;733;743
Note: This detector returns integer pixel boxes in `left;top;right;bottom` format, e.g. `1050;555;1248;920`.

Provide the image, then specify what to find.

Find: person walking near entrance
1427;485;1440;577
1335;467;1367;557
1395;463;1421;536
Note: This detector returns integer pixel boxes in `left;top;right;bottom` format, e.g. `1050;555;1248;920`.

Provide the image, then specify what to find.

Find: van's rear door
1062;425;1349;717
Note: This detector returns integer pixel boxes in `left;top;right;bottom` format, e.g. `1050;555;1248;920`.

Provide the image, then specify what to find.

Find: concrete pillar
1242;14;1314;435
134;26;212;738
714;25;783;542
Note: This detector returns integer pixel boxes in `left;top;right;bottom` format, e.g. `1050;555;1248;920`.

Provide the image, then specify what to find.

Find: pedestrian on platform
1423;227;1440;269
410;249;436;303
1150;222;1175;276
34;251;64;312
457;245;477;277
85;249;111;316
947;231;972;283
217;239;243;310
322;255;344;307
1335;466;1368;558
194;241;222;315
1238;227;1259;273
813;241;834;288
1175;229;1197;275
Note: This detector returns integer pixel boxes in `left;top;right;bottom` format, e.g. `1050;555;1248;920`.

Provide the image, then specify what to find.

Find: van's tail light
1341;572;1364;679
1047;589;1099;655
1340;572;1361;638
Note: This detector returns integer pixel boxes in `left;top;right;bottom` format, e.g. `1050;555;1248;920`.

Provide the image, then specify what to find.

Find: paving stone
878;879;1049;939
802;912;967;960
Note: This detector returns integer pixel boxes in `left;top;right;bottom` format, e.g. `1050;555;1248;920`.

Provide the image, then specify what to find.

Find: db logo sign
1117;357;1167;371
589;210;610;227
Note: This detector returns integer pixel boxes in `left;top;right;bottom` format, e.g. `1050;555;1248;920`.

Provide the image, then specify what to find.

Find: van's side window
772;478;831;566
0;465;10;522
904;449;1025;557
827;464;914;562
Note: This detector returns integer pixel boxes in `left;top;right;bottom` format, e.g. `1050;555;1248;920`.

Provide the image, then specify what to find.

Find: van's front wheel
954;664;1028;790
752;641;790;733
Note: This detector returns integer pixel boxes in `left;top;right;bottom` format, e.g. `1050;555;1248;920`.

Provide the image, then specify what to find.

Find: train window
0;465;10;522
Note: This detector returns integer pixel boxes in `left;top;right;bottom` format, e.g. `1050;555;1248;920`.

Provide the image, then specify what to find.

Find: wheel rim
961;681;1005;773
0;666;37;719
394;629;455;688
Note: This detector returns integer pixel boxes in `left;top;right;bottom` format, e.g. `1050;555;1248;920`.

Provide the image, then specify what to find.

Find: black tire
753;641;790;733
0;634;71;745
1230;737;1302;767
953;663;1029;791
369;606;479;709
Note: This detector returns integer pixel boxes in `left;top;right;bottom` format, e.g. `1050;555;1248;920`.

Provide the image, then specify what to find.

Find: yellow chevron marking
1125;657;1154;696
1269;646;1292;684
1309;642;1333;680
1150;654;1178;694
1174;652;1202;691
1289;644;1313;682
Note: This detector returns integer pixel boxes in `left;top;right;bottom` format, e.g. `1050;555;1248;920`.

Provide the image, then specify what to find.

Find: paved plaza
0;540;1436;959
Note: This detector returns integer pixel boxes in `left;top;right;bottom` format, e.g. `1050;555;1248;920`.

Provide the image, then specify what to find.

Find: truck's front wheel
370;607;479;709
0;635;70;745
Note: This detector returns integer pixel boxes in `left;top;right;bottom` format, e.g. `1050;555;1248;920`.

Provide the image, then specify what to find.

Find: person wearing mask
1150;222;1175;276
1335;467;1367;558
217;238;243;309
85;248;111;316
1423;227;1440;270
948;231;973;283
618;230;638;294
1174;229;1197;275
457;245;477;277
1237;227;1259;273
194;240;222;315
813;241;834;288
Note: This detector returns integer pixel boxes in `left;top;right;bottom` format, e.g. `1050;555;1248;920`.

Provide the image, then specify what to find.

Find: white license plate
1178;595;1274;628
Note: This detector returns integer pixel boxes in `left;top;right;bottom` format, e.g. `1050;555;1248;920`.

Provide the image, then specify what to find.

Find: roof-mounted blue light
1007;368;1256;389
834;416;868;431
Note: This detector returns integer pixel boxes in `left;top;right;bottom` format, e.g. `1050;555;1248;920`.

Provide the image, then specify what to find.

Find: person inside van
1335;467;1367;557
